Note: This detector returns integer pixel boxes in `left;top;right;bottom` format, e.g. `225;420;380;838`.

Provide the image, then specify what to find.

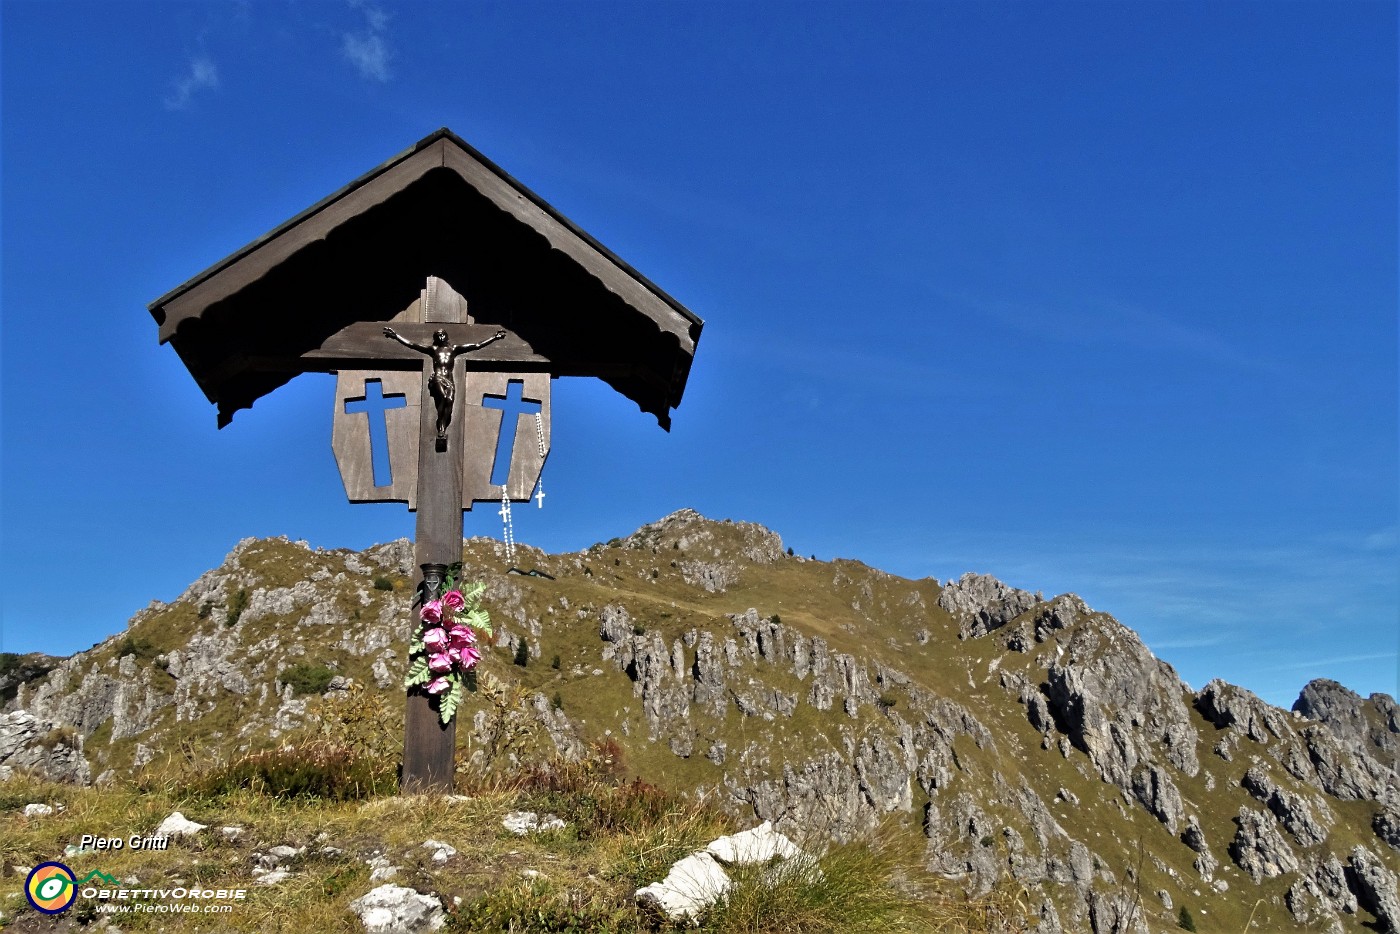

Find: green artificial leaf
467;608;492;637
466;581;486;602
439;677;463;725
403;656;430;688
409;637;424;655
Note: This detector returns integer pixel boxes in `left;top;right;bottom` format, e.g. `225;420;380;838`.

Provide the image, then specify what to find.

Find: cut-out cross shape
344;378;408;487
481;379;543;487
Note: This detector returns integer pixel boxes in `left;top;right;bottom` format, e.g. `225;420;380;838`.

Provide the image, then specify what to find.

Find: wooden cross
327;280;551;795
330;278;551;792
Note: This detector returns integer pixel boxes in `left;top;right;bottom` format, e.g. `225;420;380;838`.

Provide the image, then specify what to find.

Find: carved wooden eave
148;128;703;429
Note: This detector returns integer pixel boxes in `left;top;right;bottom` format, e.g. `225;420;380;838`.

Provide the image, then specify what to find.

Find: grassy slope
4;519;1396;932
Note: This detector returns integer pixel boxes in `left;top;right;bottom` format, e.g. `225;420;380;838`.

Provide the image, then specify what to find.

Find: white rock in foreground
251;867;292;886
706;820;800;865
350;884;445;934
23;804;55;818
156;812;207;838
635;851;732;921
366;855;399;883
422;839;457;863
502;810;565;835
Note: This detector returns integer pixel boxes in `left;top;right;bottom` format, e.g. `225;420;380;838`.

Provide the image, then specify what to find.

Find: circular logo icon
26;861;77;914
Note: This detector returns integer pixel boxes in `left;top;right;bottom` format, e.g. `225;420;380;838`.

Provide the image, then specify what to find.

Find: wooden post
401;291;469;794
402;561;453;792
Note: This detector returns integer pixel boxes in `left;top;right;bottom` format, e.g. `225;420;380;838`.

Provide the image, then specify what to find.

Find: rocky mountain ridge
2;510;1397;933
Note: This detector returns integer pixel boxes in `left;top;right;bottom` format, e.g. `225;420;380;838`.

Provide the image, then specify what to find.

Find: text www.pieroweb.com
94;902;235;915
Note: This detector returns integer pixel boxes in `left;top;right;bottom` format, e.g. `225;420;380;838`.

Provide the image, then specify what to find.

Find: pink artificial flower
422;627;448;651
428;652;453;674
458;645;481;669
420;600;444;624
449;625;476;648
425;676;450;695
442;590;466;613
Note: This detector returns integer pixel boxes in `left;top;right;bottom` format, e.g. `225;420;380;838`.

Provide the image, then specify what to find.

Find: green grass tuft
280;662;338;696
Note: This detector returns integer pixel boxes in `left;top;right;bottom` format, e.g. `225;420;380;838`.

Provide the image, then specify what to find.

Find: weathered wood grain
459;371;550;507
306;322;550;370
400;282;469;793
331;369;421;506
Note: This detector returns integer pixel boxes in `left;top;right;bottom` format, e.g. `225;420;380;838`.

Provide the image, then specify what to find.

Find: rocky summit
2;509;1397;933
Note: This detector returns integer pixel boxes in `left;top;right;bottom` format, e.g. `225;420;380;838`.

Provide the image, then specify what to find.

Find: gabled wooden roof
149;128;703;429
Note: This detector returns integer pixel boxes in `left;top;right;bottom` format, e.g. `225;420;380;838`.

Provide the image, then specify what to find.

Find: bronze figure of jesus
384;326;507;447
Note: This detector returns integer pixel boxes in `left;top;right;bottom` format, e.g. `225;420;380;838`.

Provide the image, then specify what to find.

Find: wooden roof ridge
148;128;702;343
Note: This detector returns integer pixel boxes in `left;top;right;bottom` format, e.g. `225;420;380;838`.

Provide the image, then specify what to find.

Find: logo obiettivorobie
25;861;77;913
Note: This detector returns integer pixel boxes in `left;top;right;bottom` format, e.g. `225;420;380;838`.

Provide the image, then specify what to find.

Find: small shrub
372;576;394;592
787;546;794;556
310;682;399;776
550;654;561;670
225;588;249;627
197;601;212;619
771;613;782;625
116;634;159;662
457;674;542;779
280;663;337;696
632;624;646;636
1177;906;1197;931
37;725;78;749
194;742;394;800
551;691;563;711
514;640;530;667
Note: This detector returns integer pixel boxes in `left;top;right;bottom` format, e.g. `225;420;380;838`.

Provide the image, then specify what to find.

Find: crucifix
149;128;703;796
383;326;506;449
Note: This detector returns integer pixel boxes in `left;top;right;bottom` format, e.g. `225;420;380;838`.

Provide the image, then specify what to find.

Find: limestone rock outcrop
4;513;1397;934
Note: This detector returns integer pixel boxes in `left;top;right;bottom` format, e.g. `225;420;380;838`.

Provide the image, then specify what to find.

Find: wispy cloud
343;0;393;82
1362;525;1400;551
1262;652;1397;673
164;55;219;111
947;290;1285;376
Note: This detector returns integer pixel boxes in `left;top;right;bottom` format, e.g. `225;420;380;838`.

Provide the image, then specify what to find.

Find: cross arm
299;322;549;370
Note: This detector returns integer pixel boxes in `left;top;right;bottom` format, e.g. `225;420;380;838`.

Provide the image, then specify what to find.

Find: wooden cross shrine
149;129;703;793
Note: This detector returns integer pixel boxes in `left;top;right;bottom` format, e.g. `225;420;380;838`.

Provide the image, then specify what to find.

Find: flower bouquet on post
403;577;492;725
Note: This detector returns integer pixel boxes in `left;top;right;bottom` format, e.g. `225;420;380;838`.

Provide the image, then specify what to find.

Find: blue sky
2;1;1395;711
